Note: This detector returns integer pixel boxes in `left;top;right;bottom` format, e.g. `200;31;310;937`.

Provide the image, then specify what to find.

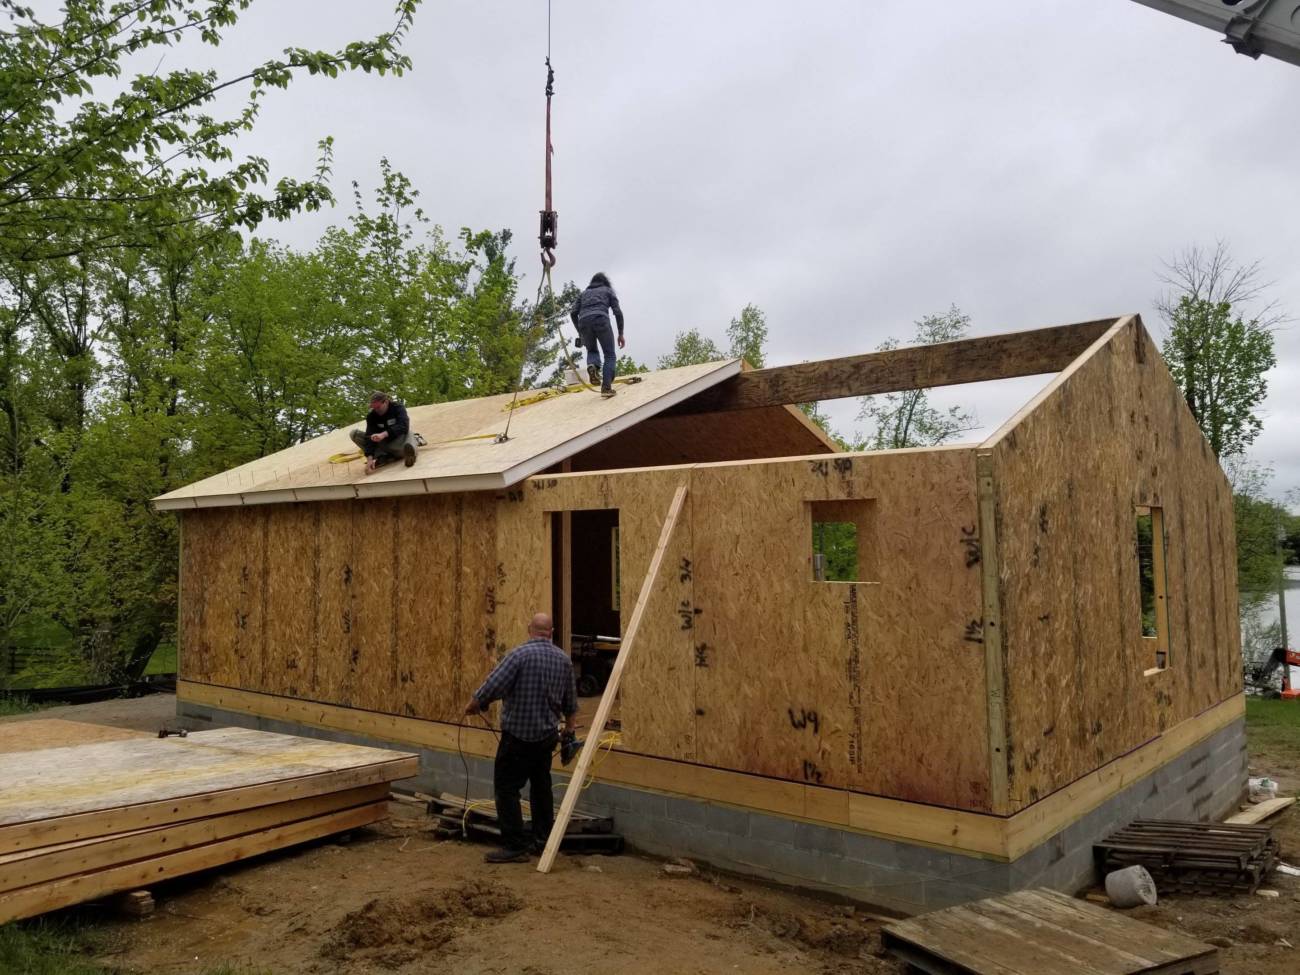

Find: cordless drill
560;729;582;765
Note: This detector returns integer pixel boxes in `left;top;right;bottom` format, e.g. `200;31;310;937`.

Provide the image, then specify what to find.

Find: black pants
349;427;408;462
493;730;558;852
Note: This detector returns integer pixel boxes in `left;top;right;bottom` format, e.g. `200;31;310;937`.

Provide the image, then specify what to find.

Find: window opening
809;500;876;583
1136;505;1168;672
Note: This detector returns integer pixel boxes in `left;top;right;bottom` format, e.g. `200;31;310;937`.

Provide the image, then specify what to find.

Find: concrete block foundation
179;701;1247;916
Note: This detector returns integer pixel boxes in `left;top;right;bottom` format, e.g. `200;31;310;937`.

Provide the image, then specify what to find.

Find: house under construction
156;314;1245;914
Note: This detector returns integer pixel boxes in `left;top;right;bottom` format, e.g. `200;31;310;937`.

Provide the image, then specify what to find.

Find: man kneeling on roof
350;391;416;474
464;612;578;863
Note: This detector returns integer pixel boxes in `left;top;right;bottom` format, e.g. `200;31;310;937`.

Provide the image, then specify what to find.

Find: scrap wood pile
0;725;417;922
1094;819;1280;895
427;793;625;854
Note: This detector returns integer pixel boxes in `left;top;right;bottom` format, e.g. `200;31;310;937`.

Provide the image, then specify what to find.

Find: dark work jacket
362;400;410;455
570;284;625;334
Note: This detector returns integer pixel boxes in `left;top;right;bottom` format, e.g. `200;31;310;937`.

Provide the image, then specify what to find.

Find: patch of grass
144;642;177;676
1246;697;1300;761
0;694;49;717
0;921;105;975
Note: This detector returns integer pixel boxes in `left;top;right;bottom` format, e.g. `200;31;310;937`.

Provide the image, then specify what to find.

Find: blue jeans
576;317;616;389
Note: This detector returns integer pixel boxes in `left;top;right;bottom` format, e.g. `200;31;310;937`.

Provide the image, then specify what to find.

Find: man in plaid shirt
465;612;578;863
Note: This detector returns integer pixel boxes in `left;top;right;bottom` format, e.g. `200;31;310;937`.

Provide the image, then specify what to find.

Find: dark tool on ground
560;729;582;766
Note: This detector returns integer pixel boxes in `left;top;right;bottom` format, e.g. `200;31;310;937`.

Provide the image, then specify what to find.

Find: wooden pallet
882;888;1219;975
1094;820;1279;894
428;793;624;854
0;728;417;922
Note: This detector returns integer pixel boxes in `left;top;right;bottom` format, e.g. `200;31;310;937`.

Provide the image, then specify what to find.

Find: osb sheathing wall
180;495;499;720
989;317;1241;811
181;448;993;812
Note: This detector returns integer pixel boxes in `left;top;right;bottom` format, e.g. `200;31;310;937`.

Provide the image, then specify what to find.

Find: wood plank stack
1094;819;1280;895
882;887;1219;975
428;793;625;854
0;728;417;922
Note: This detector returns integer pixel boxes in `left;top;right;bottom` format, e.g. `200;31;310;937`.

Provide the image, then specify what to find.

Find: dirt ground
9;697;1300;974
0;693;177;733
88;805;907;975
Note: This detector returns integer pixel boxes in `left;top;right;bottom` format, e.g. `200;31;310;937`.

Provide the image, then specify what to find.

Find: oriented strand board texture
183;450;990;810
154;361;740;506
0;728;409;830
180;497;496;723
689;452;989;809
990;318;1241;811
495;452;990;809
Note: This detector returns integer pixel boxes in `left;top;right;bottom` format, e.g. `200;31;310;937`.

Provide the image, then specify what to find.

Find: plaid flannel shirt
473;638;577;742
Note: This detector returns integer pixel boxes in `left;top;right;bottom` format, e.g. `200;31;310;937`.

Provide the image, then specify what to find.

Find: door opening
551;508;621;697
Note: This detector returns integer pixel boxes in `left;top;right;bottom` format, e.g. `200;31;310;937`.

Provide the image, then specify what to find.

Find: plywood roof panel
154;361;742;509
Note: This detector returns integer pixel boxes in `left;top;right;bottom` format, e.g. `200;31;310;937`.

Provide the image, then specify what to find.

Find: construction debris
1094;820;1279;895
1224;796;1296;825
426;793;624;855
882;887;1219;975
1105;864;1158;908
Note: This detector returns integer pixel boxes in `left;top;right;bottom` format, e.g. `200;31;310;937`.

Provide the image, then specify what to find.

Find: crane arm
1131;0;1300;68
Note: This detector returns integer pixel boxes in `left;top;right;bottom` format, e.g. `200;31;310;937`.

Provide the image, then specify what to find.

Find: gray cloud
177;0;1299;503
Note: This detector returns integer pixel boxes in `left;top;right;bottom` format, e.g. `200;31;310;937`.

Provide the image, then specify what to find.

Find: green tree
658;328;723;369
1161;296;1275;459
0;0;420;264
726;304;768;367
857;306;977;449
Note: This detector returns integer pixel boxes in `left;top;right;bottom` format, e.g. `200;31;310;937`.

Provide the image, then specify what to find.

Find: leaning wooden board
882;888;1218;975
0;802;387;924
0;728;418;853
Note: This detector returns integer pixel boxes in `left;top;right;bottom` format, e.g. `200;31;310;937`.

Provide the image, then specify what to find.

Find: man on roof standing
350;391;416;474
464;612;578;863
570;272;625;399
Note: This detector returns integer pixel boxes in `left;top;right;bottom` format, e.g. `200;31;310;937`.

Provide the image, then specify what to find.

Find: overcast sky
175;0;1298;503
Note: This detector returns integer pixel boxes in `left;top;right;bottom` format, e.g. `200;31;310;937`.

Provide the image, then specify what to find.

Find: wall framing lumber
669;318;1119;414
976;452;1010;815
178;681;1243;864
0;801;386;924
1002;695;1244;860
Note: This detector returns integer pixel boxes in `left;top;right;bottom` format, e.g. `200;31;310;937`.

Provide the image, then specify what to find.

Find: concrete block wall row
179;703;1247;915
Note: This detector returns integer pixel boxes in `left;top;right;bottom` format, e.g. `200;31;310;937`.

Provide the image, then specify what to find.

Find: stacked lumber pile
0;727;417;922
1094;819;1279;895
428;793;625;854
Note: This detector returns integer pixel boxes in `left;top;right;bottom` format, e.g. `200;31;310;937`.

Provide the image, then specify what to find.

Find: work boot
601;386;616;399
484;847;530;864
403;442;417;467
587;364;599;387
